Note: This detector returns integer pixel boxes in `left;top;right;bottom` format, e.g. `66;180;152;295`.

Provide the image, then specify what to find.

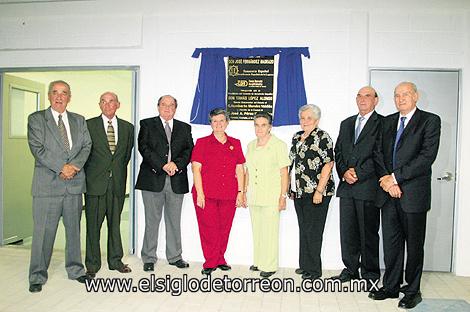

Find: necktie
57;114;70;151
354;116;365;144
392;116;406;169
107;120;116;154
164;121;171;161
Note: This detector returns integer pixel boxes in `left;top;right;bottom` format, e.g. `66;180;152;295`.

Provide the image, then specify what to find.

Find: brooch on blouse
229;145;234;150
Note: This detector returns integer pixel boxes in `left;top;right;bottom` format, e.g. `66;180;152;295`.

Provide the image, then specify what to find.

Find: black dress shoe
331;270;359;283
76;275;91;284
368;287;399;300
260;271;276;278
169;259;189;269
295;268;305;275
29;284;42;293
201;267;217;275
301;272;321;280
143;263;154;272
86;270;96;279
217;264;231;271
398;292;422;309
112;264;132;273
249;265;259;271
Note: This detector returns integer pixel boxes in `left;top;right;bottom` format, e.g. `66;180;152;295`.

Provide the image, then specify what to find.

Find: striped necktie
107;120;116;154
57;114;70;151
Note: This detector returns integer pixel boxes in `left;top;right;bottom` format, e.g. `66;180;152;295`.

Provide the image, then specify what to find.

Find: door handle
437;172;453;181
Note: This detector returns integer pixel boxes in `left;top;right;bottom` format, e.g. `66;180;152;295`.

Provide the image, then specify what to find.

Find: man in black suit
333;86;383;286
84;92;134;277
369;82;441;309
135;95;194;272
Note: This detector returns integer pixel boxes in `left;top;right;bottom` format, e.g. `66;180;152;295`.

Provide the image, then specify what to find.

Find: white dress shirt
51;108;73;149
102;114;118;144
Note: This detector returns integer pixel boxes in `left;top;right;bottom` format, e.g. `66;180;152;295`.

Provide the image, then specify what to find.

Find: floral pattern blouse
289;127;335;198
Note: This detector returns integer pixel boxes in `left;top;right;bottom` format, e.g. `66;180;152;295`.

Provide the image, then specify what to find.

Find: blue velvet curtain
190;47;310;126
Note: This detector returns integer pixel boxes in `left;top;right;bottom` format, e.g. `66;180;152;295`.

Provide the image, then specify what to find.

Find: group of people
26;79;441;309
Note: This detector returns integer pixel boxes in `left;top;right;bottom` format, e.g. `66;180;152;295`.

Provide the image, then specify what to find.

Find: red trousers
193;193;236;269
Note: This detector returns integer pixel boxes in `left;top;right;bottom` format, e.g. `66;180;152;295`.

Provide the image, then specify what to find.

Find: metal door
370;69;458;272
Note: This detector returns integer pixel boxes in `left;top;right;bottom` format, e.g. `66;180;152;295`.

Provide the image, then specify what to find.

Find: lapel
346;115;356;145
94;116;111;153
171;119;179;142
397;108;421;151
355;111;378;145
115;117;127;154
388;112;400;153
401;108;420;140
45;107;68;152
68;112;79;156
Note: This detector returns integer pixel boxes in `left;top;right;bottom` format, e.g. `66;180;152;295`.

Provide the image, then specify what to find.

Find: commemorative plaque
226;56;274;120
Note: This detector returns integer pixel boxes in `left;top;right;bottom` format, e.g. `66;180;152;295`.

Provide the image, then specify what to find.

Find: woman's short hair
209;108;230;122
298;104;321;120
253;112;273;125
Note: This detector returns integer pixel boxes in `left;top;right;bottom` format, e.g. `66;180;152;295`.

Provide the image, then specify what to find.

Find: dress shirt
101;114;118;144
160;117;174;132
355;110;374;135
50;108;72;149
396;107;416;130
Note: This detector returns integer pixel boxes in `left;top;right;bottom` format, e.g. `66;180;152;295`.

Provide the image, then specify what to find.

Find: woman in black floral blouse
289;104;335;280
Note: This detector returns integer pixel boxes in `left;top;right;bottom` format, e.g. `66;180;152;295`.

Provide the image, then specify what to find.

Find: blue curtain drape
190;47;310;126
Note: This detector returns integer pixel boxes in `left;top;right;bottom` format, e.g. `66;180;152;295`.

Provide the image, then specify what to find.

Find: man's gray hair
48;80;71;95
298;104;321;120
395;81;418;93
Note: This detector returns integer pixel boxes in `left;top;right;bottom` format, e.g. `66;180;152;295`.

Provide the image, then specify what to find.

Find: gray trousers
141;177;184;264
29;193;85;285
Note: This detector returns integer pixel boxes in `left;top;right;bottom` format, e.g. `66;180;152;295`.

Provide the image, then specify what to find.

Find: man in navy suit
369;82;441;309
135;95;193;272
333;86;383;286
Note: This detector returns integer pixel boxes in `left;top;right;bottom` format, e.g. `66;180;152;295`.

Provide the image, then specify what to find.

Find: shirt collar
358;110;374;122
101;114;117;123
160;116;173;129
50;107;68;122
210;132;233;145
400;107;417;120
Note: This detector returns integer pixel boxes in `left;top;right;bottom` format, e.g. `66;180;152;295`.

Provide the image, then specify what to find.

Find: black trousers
381;199;427;296
339;197;380;281
85;177;126;272
294;195;331;277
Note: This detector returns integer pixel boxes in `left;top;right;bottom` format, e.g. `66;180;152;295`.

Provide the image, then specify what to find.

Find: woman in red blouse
191;108;245;275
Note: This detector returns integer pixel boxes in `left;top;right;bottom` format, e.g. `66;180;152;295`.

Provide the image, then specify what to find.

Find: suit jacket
374;108;441;212
27;107;92;197
335;111;383;201
84;116;134;197
135;116;193;194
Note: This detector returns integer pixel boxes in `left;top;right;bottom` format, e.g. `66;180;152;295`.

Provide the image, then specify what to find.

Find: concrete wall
1;0;469;275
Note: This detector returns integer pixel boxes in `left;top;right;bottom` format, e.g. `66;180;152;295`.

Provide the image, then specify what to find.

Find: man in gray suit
27;80;92;293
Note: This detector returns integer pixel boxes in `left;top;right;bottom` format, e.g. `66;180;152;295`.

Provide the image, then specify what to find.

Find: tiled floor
1;245;470;312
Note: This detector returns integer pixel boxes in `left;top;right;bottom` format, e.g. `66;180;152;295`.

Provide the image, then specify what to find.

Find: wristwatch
281;193;289;198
